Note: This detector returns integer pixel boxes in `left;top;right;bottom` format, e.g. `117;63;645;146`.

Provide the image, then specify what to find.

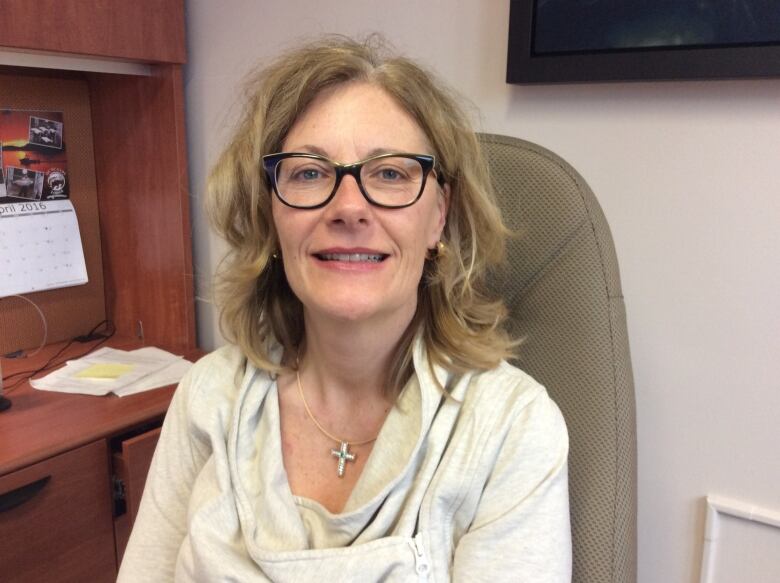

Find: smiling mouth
315;252;388;263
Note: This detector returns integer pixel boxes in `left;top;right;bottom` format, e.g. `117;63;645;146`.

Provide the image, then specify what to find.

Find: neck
298;306;416;403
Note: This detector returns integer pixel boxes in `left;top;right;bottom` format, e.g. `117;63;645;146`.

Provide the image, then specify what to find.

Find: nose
324;173;372;226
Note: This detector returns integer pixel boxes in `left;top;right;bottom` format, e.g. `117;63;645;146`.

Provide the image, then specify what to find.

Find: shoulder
463;360;560;415
416;339;567;460
457;363;569;521
187;344;248;385
468;360;545;404
460;361;568;452
172;344;257;426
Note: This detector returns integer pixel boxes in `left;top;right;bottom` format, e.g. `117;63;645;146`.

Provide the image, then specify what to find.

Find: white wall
184;1;780;581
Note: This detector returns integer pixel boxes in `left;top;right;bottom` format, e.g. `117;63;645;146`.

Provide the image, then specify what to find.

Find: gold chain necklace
295;369;378;478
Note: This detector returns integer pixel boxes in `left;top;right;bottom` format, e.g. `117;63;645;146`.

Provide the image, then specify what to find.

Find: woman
119;36;571;582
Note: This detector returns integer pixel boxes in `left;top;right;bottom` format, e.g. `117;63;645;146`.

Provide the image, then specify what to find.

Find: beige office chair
480;134;637;583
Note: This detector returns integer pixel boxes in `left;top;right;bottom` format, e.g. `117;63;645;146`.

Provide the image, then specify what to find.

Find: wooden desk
0;3;196;579
0;338;203;582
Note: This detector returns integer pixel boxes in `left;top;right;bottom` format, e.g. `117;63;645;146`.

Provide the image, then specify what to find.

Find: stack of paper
31;346;192;397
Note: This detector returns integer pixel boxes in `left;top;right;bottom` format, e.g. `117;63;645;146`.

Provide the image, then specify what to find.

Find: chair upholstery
479;134;637;583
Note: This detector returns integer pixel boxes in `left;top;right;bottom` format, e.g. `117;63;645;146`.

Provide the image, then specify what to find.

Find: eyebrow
292;144;329;157
287;145;416;161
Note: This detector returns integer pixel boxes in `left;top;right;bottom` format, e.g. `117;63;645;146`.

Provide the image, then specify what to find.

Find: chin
320;301;385;323
307;296;416;326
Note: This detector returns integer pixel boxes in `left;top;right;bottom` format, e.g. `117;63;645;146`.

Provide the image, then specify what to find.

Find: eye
369;163;411;182
297;168;323;181
379;168;402;181
279;159;332;183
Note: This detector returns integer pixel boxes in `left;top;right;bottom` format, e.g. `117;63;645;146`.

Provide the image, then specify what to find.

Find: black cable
1;320;105;382
1;320;116;394
3;320;116;393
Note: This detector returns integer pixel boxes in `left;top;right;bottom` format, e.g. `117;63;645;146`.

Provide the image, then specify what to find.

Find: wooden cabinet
0;0;185;63
0;440;116;583
89;64;196;349
0;1;196;579
0;0;195;352
0;340;200;580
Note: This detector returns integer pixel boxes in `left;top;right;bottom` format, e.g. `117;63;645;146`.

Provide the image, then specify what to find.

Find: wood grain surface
0;337;203;475
0;440;117;582
89;65;196;350
0;72;106;354
0;0;186;64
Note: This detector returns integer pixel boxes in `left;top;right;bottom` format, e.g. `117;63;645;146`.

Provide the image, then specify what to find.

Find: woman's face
272;82;447;328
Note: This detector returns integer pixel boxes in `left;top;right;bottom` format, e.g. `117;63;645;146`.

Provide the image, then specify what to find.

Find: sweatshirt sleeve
452;390;572;582
117;363;212;582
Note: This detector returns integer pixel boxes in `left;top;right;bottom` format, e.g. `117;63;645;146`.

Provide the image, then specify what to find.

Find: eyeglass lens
275;156;425;207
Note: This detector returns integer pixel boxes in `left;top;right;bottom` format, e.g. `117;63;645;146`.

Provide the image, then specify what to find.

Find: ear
427;183;450;248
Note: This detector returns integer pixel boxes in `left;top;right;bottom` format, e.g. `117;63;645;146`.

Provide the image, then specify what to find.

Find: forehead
281;82;432;158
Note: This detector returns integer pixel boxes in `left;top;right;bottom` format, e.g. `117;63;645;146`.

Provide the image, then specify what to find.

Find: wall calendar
0;109;87;297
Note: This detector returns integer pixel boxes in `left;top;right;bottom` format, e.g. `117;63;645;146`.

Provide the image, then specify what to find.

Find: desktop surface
0;337;203;474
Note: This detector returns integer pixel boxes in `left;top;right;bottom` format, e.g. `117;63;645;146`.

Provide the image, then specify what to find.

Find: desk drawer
0;440;116;583
112;425;162;564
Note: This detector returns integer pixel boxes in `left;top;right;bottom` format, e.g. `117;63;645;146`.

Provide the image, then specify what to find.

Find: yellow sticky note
75;363;135;379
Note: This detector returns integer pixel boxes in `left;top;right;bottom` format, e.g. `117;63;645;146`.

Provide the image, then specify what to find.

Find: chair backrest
480;134;637;583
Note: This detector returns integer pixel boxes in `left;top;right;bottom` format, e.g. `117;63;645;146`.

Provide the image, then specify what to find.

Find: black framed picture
507;0;780;84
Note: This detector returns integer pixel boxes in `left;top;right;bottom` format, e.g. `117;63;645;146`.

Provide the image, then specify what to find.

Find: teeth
319;253;385;263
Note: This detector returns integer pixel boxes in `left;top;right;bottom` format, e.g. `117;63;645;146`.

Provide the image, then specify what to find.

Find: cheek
270;202;285;246
277;229;305;278
421;200;446;248
396;207;441;263
272;205;303;255
400;228;433;277
271;208;317;292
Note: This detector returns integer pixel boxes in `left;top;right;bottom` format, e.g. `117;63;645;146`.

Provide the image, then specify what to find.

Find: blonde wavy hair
207;35;516;395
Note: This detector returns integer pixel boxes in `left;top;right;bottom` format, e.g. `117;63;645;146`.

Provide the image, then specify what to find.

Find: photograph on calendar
0;109;68;204
4;167;45;200
29;115;64;149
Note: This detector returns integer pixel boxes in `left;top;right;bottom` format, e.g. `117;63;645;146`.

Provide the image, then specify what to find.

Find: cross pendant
331;441;356;478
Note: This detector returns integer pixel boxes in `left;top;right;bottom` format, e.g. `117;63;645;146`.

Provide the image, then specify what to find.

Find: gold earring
427;240;446;260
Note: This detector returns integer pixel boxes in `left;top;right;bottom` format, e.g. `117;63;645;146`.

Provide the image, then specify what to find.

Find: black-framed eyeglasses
262;152;444;210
